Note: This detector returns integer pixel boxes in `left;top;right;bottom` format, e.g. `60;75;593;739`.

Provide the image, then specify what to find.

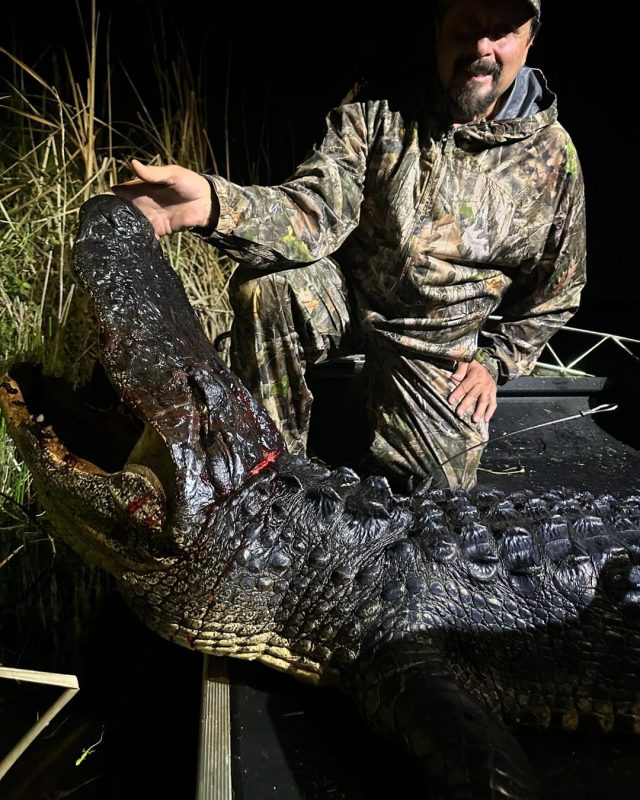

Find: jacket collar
424;66;558;146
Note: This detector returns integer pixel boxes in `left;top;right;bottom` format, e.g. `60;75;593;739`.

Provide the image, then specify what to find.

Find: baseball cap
439;1;541;17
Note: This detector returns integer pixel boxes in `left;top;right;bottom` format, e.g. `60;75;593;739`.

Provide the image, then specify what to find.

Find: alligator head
1;195;285;576
3;195;640;800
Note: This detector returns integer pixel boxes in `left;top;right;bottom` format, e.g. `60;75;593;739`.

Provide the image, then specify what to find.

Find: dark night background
2;1;639;339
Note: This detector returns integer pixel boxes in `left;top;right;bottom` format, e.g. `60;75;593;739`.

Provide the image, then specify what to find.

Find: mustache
454;57;502;80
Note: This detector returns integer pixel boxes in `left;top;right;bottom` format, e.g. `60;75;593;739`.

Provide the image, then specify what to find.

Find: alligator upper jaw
69;194;285;497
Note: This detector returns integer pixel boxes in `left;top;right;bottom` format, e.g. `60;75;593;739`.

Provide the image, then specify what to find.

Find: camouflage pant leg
360;345;489;491
228;257;355;456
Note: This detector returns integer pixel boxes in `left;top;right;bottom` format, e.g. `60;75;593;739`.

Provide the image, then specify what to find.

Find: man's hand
448;360;497;423
109;159;215;238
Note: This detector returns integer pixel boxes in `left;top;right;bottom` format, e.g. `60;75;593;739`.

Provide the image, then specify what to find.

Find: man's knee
229;266;283;318
229;257;350;334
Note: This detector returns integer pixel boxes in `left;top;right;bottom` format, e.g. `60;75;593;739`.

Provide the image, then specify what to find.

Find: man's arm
112;99;372;268
472;154;587;384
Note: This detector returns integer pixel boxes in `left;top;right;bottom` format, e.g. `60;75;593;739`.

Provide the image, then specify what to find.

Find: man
112;0;586;492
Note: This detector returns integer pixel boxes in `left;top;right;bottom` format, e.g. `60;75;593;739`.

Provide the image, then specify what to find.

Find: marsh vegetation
0;1;235;663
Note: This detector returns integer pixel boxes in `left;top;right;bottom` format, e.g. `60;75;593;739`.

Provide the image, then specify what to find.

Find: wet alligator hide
1;195;640;800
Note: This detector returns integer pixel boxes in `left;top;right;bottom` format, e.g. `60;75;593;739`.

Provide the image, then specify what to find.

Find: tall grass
0;2;235;660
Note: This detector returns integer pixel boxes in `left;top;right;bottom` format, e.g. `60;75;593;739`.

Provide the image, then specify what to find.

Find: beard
445;58;502;123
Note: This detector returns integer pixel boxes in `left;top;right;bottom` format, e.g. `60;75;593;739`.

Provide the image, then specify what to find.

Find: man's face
436;0;536;123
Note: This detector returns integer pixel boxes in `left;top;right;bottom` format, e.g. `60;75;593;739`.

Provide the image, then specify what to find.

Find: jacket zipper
396;128;456;275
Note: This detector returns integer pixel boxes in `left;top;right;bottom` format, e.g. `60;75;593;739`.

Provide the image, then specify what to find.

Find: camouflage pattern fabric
229;257;487;491
228;257;357;456
193;65;586;489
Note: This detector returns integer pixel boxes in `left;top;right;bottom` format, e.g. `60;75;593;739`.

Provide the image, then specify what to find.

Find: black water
0;592;201;800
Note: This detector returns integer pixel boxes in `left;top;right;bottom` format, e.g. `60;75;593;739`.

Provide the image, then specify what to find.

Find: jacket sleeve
190;99;371;267
473;154;587;383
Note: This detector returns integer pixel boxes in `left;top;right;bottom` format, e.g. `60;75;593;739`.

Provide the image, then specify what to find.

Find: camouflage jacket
194;65;586;384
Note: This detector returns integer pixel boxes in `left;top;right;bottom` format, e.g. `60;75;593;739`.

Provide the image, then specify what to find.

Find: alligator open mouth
2;357;177;506
5;361;144;474
0;194;284;573
0;359;178;573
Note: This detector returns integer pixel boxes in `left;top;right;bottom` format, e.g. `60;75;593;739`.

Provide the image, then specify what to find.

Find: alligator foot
350;638;539;800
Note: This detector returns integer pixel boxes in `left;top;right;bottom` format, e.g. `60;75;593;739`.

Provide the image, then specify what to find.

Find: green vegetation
0;5;238;661
0;4;235;527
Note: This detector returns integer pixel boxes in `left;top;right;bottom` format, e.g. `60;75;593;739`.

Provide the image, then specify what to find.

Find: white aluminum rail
0;666;80;781
196;655;233;800
487;316;640;377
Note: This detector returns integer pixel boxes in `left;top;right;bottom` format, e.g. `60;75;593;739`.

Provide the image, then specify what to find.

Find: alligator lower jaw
0;361;175;573
2;361;139;469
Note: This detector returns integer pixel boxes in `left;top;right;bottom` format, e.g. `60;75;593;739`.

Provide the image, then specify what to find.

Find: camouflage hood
382;63;557;147
448;66;556;147
494;65;547;121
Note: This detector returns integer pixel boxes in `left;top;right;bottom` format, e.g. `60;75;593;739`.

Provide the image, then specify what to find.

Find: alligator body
2;195;640;799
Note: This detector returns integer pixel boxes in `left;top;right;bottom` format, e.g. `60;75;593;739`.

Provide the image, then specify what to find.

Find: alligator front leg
349;640;538;800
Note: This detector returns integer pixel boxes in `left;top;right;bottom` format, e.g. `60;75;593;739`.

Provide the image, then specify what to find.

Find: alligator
1;194;640;800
